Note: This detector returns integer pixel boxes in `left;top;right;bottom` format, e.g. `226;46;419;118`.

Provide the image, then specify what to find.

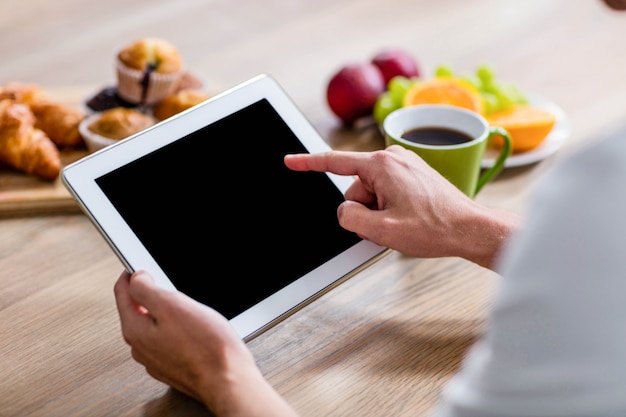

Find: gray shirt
433;129;626;417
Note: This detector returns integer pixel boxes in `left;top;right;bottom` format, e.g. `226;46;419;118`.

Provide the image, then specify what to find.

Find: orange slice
487;105;556;153
402;77;485;115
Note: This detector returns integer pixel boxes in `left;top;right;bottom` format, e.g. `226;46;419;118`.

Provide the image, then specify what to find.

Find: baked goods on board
81;36;210;153
1;37;211;181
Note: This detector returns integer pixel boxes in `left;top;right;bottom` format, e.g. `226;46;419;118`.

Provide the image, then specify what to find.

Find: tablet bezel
62;74;389;341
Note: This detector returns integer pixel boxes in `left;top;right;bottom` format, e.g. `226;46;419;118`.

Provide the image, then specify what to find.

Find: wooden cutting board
0;150;88;217
0;86;91;217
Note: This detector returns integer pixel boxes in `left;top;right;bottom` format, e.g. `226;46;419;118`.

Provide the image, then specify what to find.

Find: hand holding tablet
63;74;389;341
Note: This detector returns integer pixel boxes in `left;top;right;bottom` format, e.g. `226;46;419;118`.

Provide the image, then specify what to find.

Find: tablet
62;74;389;341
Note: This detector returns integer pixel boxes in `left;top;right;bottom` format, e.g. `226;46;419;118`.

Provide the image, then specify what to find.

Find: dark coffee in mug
401;127;473;146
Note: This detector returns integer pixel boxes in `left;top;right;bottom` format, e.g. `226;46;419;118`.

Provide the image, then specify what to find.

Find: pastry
0;82;86;148
0;99;62;181
79;107;155;153
115;37;184;105
28;101;85;148
152;89;210;121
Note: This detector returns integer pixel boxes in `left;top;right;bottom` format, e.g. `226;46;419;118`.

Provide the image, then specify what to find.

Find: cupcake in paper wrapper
115;37;184;105
79;107;155;153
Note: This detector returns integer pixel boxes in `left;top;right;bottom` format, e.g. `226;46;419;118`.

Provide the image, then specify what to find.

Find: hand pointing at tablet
284;146;522;269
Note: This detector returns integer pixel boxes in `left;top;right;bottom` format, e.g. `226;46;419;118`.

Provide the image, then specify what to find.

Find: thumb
337;200;385;243
127;270;162;312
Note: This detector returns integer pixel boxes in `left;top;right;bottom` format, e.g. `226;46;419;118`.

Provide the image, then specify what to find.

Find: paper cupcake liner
78;111;155;153
79;113;119;153
116;60;183;105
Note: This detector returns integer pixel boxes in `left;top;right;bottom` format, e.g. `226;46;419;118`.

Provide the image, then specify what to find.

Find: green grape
476;64;496;87
387;75;415;107
480;82;499;95
481;91;500;115
500;82;528;105
434;64;454;78
491;86;515;112
373;92;399;125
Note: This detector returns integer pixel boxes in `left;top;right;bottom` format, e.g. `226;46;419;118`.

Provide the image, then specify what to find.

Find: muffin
115;37;184;105
152;89;210;121
79;107;155;153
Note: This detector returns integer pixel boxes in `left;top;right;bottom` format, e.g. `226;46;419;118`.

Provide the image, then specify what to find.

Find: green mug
383;104;512;198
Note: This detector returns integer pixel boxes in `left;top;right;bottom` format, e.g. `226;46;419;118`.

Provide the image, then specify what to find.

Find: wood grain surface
2;0;626;416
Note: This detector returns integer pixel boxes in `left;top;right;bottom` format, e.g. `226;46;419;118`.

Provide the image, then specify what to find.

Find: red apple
371;48;420;85
326;62;386;126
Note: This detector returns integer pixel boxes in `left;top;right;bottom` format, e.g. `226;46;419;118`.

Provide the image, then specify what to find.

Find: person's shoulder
519;124;626;221
561;125;626;173
542;125;626;195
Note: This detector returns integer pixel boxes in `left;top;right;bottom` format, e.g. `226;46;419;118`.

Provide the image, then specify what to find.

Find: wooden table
2;0;626;416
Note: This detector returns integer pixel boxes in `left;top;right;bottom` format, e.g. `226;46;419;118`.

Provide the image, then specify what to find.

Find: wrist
202;350;298;417
451;203;523;269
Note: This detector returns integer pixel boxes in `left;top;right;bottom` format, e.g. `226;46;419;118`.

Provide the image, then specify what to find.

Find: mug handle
474;127;512;196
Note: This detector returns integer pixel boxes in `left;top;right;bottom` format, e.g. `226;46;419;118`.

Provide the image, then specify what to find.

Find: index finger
284;150;375;177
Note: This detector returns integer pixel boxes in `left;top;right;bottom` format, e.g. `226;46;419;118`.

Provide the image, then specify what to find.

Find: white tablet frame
62;74;389;341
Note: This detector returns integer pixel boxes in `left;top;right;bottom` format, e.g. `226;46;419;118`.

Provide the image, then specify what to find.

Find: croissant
0;82;85;148
29;101;85;147
0;99;62;181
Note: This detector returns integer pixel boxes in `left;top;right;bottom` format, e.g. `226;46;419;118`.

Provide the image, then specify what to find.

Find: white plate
482;96;571;169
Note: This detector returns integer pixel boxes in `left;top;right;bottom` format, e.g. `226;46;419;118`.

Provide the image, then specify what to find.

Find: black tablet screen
96;98;361;319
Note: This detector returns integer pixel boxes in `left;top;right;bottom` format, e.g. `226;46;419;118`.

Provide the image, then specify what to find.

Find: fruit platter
324;48;570;167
